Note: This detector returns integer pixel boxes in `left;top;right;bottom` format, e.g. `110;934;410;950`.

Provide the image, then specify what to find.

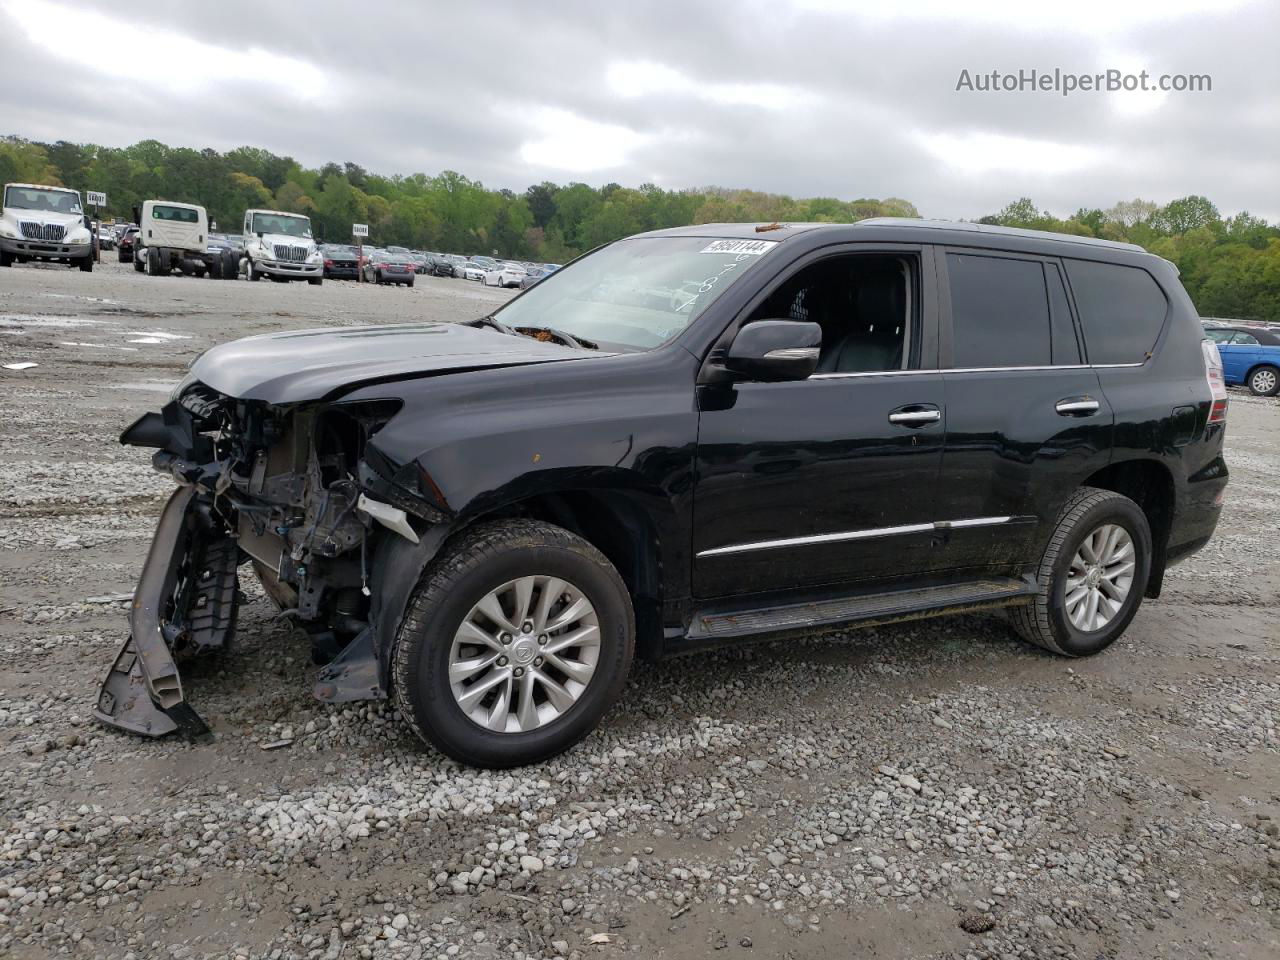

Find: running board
688;577;1036;642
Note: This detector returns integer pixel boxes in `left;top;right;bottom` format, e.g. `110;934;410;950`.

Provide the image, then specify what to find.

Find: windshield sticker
675;252;763;314
699;239;778;256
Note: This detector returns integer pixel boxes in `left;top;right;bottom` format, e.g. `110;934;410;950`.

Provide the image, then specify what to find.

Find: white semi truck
132;200;239;279
0;183;94;271
241;208;323;284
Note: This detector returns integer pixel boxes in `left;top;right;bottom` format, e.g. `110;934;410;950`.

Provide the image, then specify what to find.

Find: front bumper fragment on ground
93;485;211;739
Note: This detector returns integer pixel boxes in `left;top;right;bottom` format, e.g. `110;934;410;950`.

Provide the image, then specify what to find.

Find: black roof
1214;325;1280;345
635;218;1159;265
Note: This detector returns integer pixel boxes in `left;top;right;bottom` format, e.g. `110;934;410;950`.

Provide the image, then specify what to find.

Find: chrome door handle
1055;397;1100;416
888;409;941;425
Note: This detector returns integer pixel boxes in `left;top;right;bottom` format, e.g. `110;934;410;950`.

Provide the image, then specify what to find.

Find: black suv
102;219;1229;767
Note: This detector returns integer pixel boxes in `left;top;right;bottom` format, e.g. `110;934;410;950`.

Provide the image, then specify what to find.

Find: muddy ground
0;259;1276;959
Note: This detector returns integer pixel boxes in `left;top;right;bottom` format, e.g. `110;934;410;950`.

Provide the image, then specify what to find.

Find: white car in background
461;261;488;282
483;261;528;288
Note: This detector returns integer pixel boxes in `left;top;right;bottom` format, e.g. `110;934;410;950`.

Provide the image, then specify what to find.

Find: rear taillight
324;258;334;266
1201;340;1228;425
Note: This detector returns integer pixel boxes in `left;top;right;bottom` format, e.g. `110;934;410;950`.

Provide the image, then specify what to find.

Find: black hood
190;321;599;403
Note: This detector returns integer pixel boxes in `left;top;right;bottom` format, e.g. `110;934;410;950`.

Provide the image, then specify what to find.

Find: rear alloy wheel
1247;365;1279;397
1011;487;1151;657
393;520;634;768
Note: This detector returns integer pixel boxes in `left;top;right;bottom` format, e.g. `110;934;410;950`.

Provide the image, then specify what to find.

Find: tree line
2;135;1277;322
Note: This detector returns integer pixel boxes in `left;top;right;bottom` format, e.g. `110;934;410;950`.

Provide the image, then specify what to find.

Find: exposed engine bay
95;381;432;737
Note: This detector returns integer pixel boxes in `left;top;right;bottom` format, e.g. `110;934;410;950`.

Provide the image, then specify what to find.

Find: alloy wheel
1064;523;1135;632
1250;367;1277;395
449;576;600;733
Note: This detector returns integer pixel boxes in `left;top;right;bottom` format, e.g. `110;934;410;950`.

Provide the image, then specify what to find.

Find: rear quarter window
1064;259;1168;365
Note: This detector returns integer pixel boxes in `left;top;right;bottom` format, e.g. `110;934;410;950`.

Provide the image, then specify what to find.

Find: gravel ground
1;259;1277;959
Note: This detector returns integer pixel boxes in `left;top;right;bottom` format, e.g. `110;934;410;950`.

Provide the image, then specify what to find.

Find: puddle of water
123;331;192;341
0;315;107;328
110;380;179;393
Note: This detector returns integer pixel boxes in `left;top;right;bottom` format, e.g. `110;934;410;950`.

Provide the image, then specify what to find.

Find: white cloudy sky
3;0;1277;220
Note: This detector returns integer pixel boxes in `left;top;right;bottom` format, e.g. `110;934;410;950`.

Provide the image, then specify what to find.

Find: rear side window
153;205;199;223
947;253;1052;368
1064;260;1167;364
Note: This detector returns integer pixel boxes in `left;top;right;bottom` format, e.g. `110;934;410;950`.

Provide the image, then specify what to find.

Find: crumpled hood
191;322;598;403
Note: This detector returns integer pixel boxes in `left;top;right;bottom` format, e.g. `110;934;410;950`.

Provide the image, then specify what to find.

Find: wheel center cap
511;637;537;666
1086;566;1102;587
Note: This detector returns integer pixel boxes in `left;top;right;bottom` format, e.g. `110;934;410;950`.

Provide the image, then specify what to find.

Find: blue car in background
1203;324;1280;396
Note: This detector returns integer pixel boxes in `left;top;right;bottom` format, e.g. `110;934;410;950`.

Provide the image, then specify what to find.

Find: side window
747;254;915;373
1064;259;1168;364
1205;329;1233;343
1232;333;1259;345
1046;263;1082;364
947;253;1051;368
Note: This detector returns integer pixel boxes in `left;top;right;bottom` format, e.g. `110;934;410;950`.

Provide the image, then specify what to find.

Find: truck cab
0;183;94;271
132;200;237;279
241;209;323;284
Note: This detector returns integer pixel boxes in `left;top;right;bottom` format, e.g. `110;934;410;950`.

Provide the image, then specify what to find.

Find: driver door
691;247;947;600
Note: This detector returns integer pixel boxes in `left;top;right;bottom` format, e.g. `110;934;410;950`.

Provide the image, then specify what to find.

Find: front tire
393;520;635;768
1011;487;1151;657
308;276;322;286
78;254;93;272
1247;365;1279;397
246;258;259;281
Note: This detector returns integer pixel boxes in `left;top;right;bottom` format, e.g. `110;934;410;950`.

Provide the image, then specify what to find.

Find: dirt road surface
1;260;1277;959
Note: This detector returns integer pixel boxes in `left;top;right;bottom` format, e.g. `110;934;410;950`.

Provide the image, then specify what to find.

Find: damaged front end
96;381;439;738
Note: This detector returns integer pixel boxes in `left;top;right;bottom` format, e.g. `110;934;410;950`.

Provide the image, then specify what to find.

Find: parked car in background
460;261;488;282
428;255;456;278
95;223;116;251
117;225;139;262
362;252;416;286
1204;324;1280;395
484;261;528;288
519;266;551;289
321;243;361;280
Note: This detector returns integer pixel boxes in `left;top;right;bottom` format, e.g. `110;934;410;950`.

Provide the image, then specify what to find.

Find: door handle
1055;397;1100;416
888;408;941;426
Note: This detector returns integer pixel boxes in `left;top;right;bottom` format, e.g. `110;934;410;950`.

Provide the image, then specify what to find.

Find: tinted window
1064;260;1167;364
1046;264;1081;364
948;254;1050;368
1231;332;1259;345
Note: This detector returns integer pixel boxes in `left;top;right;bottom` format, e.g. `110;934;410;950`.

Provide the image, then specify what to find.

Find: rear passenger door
936;250;1114;571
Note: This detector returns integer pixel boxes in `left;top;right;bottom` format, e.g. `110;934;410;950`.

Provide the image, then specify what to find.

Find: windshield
492;236;778;350
252;212;313;238
4;186;82;215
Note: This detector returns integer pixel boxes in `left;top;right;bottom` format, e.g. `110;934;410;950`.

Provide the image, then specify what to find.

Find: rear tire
308;276;322;286
393;520;635;768
133;253;144;272
0;250;12;267
406;276;414;288
145;247;163;276
1247;365;1279;397
1011;487;1151;657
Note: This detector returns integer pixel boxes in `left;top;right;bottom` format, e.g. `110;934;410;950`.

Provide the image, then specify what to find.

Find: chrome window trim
809;361;1144;380
697;516;1015;558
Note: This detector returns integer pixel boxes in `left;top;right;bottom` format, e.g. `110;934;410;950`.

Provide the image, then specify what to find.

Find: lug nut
500;633;512;644
513;667;525;678
534;656;544;667
497;656;508;666
537;634;548;645
521;621;534;633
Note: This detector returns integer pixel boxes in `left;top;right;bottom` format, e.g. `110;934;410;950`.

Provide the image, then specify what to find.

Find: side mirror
724;320;822;382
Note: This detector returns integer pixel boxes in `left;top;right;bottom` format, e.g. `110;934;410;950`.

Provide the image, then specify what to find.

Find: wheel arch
1081;458;1175;598
1245;361;1279;390
460;485;668;661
